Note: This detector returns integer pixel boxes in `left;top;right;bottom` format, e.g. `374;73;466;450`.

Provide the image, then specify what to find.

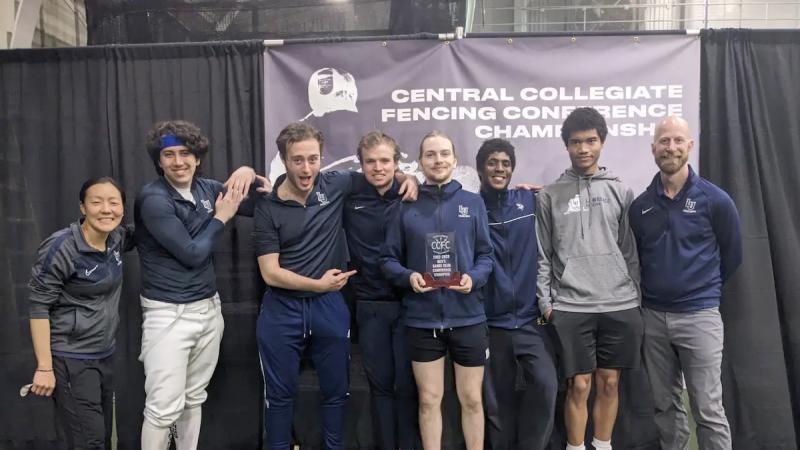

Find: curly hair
276;122;324;160
560;107;608;146
476;138;516;172
356;131;401;164
145;120;210;176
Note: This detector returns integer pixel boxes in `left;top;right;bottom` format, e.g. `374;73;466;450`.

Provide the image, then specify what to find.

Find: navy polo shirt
253;171;365;298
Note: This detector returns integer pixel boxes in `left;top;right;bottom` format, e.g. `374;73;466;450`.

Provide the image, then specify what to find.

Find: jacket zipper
502;193;519;328
436;186;445;331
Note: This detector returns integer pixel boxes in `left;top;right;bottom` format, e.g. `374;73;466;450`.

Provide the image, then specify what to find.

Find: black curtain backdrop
700;29;799;449
0;41;266;449
1;30;799;450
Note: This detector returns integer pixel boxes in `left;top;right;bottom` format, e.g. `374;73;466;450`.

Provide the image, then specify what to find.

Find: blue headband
159;134;185;150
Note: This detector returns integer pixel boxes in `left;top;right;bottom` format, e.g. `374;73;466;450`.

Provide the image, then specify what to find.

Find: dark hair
560;107;608;146
145;120;209;176
418;131;455;158
276;122;324;160
476;138;516;171
79;176;126;205
356;131;401;163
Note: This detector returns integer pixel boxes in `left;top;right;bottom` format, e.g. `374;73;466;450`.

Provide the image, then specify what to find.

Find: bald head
652;115;693;175
654;115;692;143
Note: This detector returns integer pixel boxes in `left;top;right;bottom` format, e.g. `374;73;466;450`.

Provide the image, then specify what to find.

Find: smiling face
283;138;321;195
419;135;456;185
480;150;513;191
652;117;693;175
159;145;200;189
360;143;398;192
80;182;124;236
566;129;603;175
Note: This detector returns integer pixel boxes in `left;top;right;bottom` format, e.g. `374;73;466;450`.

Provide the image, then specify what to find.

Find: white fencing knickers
139;294;224;449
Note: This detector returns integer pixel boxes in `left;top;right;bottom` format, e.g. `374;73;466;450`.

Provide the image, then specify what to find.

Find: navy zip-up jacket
135;177;257;304
343;179;401;301
629;166;742;312
481;188;539;329
29;221;135;356
381;180;494;329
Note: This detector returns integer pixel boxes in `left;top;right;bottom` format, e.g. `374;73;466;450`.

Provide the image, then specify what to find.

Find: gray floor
110;391;701;449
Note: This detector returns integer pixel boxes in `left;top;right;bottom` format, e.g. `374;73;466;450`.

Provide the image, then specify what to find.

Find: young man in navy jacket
135;120;265;449
629;116;742;450
343;131;419;450
253;123;416;450
382;131;494;450
477;138;558;450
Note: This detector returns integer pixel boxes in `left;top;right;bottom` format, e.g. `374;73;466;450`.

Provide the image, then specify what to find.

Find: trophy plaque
423;232;461;288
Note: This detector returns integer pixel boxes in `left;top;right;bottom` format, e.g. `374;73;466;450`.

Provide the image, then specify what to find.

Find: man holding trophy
381;131;494;450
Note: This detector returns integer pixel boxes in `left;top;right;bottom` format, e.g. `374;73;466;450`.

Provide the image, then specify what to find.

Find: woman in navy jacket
27;176;134;449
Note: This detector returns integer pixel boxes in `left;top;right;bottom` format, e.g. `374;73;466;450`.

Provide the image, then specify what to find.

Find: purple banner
264;35;700;194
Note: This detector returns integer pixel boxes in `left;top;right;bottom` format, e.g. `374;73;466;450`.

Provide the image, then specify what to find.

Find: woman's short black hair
79;176;126;205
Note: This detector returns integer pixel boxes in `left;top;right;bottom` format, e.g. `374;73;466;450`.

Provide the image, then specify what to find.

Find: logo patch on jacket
516;202;524;211
683;198;697;214
316;192;330;206
564;194;583;215
85;264;99;277
201;199;213;213
458;205;470;218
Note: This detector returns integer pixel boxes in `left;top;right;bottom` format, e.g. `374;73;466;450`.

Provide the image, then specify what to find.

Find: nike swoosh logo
354;205;366;210
85;265;99;276
641;207;654;215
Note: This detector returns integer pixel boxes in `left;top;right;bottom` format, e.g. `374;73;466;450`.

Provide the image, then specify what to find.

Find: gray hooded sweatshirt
536;167;640;314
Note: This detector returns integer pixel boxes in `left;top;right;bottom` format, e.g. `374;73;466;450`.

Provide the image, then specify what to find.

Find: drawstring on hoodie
587;177;594;232
575;174;597;239
575;177;585;239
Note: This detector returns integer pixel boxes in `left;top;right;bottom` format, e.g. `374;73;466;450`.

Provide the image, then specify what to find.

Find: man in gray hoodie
536;107;642;450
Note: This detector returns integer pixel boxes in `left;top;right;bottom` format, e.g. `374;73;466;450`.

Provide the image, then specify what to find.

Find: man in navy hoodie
477;138;558;450
629;116;742;450
382;131;493;450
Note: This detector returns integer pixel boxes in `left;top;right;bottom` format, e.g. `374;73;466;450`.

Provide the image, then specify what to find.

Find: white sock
141;420;170;450
566;443;585;450
175;407;203;450
592;437;612;450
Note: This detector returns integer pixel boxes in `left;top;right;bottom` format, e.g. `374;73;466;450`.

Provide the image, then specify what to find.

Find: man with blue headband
135;120;267;449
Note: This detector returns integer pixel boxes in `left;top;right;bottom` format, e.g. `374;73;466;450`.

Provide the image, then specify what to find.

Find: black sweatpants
52;355;114;450
483;321;558;450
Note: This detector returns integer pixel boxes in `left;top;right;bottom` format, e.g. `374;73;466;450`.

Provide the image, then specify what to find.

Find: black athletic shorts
406;322;489;367
549;308;643;379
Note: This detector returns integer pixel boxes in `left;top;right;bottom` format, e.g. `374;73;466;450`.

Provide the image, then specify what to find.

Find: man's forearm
259;263;320;292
